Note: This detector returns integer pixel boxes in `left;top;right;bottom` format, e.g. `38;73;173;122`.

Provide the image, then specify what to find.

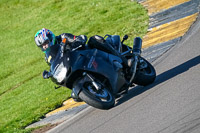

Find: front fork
128;37;142;85
129;54;139;84
71;72;101;101
83;72;101;90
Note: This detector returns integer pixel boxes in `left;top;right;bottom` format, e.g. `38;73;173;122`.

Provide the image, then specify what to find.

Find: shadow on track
116;55;200;106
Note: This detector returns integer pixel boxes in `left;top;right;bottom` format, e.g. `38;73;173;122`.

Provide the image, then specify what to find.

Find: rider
34;28;88;101
34;28;87;64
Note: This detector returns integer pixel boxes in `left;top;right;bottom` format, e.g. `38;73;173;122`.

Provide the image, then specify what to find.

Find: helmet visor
40;40;50;51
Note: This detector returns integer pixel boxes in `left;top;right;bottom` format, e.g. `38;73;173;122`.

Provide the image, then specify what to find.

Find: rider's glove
71;35;87;49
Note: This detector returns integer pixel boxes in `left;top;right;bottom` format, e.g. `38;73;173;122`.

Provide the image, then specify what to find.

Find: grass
0;0;148;132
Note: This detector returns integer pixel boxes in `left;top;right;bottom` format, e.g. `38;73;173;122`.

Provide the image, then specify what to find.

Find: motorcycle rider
34;28;87;64
34;28;87;101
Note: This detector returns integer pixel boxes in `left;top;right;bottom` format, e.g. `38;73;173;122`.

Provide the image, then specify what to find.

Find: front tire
74;77;115;110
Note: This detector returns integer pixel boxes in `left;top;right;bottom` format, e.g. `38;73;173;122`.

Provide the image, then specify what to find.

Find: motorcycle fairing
65;48;127;94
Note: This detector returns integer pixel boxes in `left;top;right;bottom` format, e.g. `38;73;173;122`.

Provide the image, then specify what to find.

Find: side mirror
43;70;51;79
121;35;128;44
123;35;128;40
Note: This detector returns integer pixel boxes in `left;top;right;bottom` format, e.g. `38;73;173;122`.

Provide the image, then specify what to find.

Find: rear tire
133;57;156;86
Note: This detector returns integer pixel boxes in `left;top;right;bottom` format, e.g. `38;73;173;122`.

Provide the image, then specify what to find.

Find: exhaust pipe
129;37;142;86
132;37;142;55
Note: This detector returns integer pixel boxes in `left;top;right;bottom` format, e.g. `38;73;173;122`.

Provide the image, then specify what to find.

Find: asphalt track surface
48;19;200;133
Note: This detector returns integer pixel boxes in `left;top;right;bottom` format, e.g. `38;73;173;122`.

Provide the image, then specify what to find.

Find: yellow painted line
144;13;198;40
141;0;190;15
143;27;188;48
46;98;85;117
142;13;198;48
144;21;194;41
147;15;197;33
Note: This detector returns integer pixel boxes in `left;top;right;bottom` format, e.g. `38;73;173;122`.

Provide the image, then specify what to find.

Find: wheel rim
84;82;113;102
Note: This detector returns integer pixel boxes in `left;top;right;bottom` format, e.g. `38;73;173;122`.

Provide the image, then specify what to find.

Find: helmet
34;28;56;51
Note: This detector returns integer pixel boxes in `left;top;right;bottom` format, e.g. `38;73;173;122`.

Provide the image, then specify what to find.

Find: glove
71;35;87;49
61;33;75;44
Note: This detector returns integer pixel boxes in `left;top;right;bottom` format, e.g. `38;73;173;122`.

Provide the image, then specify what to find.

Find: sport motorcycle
43;35;156;109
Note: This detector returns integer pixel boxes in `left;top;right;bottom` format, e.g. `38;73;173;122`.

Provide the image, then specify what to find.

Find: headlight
53;62;67;83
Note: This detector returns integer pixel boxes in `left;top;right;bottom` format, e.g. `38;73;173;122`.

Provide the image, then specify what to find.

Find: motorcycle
43;35;156;110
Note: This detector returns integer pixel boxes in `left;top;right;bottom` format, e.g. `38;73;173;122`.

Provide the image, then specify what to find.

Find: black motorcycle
43;35;156;110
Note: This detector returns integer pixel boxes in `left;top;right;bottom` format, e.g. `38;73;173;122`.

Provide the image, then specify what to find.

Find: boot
71;91;82;102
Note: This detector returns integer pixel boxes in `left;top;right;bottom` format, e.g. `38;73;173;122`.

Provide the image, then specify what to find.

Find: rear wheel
74;77;115;110
133;57;156;86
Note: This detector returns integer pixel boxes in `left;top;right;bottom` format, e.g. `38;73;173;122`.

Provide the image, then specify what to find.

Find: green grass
0;0;148;132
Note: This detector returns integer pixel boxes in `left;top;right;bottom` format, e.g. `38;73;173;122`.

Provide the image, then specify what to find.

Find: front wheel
74;77;115;110
133;57;156;86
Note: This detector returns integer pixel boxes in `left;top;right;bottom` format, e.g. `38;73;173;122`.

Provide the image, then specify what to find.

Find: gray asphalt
48;19;200;133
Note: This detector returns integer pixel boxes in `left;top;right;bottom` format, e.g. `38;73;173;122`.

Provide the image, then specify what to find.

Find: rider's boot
71;91;82;102
128;58;134;67
125;57;134;75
